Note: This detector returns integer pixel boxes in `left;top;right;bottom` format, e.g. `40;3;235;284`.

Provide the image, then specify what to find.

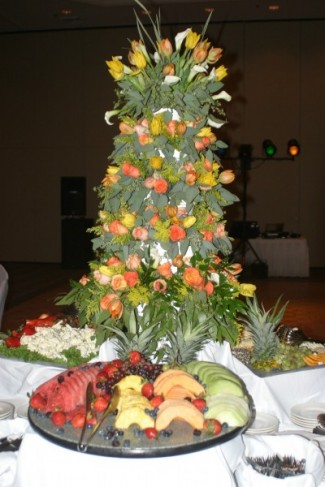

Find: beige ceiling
0;0;324;34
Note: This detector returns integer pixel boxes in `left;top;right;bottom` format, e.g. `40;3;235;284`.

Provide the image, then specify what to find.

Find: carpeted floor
1;263;325;341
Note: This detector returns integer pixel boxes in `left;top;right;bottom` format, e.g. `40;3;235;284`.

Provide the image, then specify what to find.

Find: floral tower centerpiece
58;1;255;363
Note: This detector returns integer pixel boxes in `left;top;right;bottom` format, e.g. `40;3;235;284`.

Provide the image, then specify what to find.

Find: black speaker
61;177;86;217
229;221;260;239
61;218;94;268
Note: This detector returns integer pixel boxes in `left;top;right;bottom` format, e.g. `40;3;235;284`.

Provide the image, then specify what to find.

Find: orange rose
153;279;167;293
106;256;122;267
132;226;149;241
183;267;204;289
122;162;141;178
138;134;153;145
111;274;128;291
154;178;168;194
201;230;213;241
109;220;129;235
169;224;186;242
124;271;139;288
126;253;141;270
157;262;173;279
149;213;160;226
100;293;123;318
205;280;214;296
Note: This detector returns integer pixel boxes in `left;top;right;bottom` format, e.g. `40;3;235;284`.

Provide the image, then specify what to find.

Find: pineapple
163;303;212;365
240;295;288;366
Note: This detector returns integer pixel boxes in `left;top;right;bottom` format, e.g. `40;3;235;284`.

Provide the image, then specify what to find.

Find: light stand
232;145;265;270
222;139;300;276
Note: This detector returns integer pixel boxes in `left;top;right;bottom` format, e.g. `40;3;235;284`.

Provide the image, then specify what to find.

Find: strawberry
86;411;97;426
144;427;158;439
96;370;108;383
192;398;206;412
5;336;21;348
150;395;164;408
30;393;46;410
103;364;118;376
129;350;142;365
204;419;222;436
51;411;66;427
71;413;86;429
112;359;124;368
141;382;154;399
93;396;109;413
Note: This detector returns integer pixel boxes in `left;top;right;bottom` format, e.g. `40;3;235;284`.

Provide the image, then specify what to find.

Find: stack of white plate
290;402;325;430
245;412;280;435
0;401;15;420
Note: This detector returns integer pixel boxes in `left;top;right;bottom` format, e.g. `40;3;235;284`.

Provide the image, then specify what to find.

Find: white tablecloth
1;342;325;487
245;238;310;277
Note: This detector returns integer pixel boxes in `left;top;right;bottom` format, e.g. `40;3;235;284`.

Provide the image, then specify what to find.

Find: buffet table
246;238;310;277
1;342;324;487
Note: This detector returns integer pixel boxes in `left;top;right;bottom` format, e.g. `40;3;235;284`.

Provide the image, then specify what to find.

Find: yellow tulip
150;116;162;136
216;65;228;81
150;156;163;170
106;57;124;80
239;283;256;297
129;51;147;70
183;216;196;228
106;165;120;175
99;265;115;277
185;30;200;49
120;213;136;229
197;127;214;138
198;173;217;187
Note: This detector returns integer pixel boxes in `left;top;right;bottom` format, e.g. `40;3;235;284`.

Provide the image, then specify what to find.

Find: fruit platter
28;352;254;457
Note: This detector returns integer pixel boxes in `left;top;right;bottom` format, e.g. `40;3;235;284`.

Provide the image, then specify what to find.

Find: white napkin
235;434;325;486
0;418;30;487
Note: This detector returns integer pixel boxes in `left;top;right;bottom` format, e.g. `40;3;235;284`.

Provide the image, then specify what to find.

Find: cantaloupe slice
155;399;205;431
164;385;196;400
154;373;205;397
153;369;193;389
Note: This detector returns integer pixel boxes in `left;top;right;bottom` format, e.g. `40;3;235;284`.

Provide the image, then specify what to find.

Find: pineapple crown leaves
163;304;213;364
242;294;289;330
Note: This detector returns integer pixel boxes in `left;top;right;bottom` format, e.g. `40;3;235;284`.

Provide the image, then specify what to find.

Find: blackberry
193;429;202;437
112;439;120;447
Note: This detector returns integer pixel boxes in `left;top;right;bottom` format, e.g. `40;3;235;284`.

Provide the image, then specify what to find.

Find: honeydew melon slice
205;393;251;427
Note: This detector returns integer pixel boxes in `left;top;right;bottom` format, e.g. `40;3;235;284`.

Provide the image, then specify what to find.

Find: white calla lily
188;65;207;82
104;109;120;125
162;75;181;85
207;117;226;129
212;90;232;102
153;51;161;63
175;28;190;50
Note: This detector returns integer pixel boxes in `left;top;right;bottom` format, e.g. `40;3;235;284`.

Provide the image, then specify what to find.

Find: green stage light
288;139;300;157
263;139;277;157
